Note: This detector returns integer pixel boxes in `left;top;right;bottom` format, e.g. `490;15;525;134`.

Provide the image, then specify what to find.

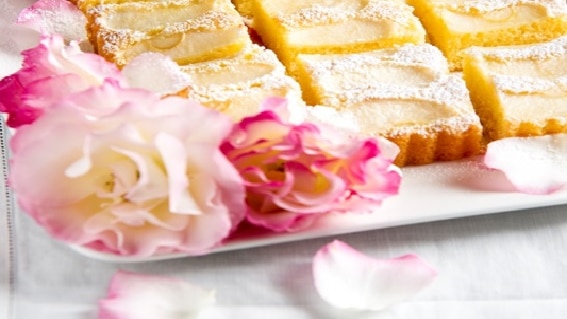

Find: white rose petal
99;271;215;319
313;240;437;311
484;134;567;194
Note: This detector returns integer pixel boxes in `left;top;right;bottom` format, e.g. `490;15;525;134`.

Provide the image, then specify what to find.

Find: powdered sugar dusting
494;75;553;93
466;36;567;62
188;73;300;102
448;0;567;17
494;74;567;93
392;44;448;69
181;45;302;103
162;11;243;32
98;28;146;58
278;0;414;28
181;45;285;74
336;75;471;107
385;115;482;136
303;44;449;79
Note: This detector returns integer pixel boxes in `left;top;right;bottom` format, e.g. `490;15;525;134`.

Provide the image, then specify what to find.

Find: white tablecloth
3;174;567;319
2;1;567;318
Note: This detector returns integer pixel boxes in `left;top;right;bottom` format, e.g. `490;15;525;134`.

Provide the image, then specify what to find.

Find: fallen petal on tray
484;134;567;195
313;240;437;311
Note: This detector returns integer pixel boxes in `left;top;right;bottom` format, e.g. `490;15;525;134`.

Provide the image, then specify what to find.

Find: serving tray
3;115;567;262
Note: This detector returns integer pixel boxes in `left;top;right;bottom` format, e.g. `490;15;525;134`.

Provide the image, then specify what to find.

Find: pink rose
221;101;402;232
9;85;246;257
0;34;125;128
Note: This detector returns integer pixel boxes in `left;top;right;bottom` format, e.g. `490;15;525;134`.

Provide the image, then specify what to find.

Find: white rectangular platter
70;157;567;262
2;0;567;263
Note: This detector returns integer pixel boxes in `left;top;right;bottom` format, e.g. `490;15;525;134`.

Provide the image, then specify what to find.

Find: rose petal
313;240;437;311
122;53;192;96
260;96;305;124
484;134;567;194
17;0;88;42
99;271;215;319
155;133;202;215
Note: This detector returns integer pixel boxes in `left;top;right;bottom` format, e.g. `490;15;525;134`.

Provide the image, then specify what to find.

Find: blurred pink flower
9;86;246;257
0;34;125;128
221;99;402;232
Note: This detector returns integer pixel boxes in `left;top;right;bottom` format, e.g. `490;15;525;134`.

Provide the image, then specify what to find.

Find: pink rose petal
99;271;215;319
260;96;305;124
313;240;437;311
484;134;567;194
17;0;88;42
0;34;126;127
155;133;202;215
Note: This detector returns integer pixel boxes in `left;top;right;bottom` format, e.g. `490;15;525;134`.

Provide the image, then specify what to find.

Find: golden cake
85;0;251;66
407;0;567;71
232;0;254;22
295;44;483;166
251;0;426;76
462;36;567;141
179;44;305;121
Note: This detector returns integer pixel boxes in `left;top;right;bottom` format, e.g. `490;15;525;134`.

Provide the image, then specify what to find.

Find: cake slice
251;0;426;76
179;44;305;121
462;36;567;141
407;0;567;70
86;0;251;66
296;44;483;166
296;43;450;106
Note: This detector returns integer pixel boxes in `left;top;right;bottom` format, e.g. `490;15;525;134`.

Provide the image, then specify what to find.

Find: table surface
2;1;567;318
3;179;567;319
